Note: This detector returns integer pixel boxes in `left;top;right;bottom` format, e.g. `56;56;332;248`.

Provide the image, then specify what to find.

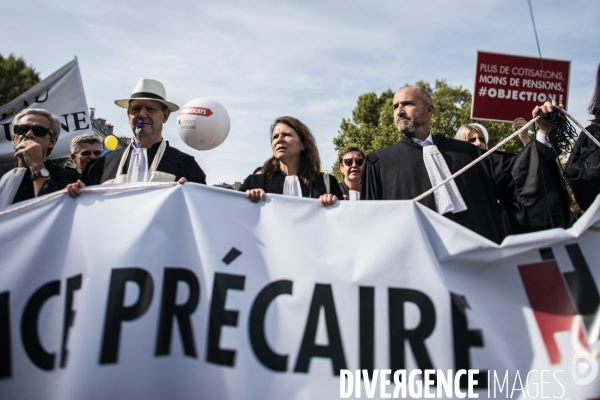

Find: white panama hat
114;78;179;112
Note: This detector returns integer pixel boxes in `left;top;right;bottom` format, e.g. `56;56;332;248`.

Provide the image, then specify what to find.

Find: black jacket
239;170;344;200
0;160;79;204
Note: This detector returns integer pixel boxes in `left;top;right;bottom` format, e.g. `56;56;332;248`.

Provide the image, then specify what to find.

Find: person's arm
317;174;342;207
181;157;206;184
513;117;531;146
491;137;570;233
239;174;267;203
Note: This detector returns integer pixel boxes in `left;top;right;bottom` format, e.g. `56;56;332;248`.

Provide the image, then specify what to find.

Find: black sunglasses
342;158;364;167
79;150;103;157
13;125;54;137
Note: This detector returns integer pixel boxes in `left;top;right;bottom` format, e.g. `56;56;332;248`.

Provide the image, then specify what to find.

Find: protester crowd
2;65;600;244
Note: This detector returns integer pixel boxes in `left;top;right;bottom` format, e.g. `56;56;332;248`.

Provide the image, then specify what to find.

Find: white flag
0;184;598;399
0;58;91;162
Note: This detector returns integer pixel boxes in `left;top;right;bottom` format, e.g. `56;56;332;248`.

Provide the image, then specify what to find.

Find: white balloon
176;98;231;151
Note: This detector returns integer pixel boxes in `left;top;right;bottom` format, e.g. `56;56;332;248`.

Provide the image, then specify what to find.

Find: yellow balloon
104;135;118;151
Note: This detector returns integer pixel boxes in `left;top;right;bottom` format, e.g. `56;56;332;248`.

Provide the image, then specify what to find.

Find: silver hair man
11;108;61;156
70;134;103;174
70;134;102;154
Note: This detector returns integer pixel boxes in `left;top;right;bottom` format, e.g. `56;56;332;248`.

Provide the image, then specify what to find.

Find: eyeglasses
13;125;54;137
79;150;103;157
342;158;364;167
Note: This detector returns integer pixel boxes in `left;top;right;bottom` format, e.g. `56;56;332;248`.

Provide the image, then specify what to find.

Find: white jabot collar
283;175;302;197
348;190;360;201
421;145;467;215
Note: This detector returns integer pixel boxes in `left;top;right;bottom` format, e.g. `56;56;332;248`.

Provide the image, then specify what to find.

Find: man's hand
13;141;45;172
513;117;531;146
177;177;188;184
246;188;266;203
319;194;338;207
532;99;564;134
66;180;86;198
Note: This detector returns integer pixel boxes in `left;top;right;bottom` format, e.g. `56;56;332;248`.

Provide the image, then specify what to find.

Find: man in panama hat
67;78;206;197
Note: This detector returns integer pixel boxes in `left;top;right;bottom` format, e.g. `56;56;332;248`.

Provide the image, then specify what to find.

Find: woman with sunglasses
239;116;343;206
337;147;365;201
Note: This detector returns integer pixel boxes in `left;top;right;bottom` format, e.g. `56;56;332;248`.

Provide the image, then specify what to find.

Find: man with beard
361;86;570;243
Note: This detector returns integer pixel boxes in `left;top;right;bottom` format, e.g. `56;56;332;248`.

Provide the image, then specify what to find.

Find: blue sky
3;0;599;184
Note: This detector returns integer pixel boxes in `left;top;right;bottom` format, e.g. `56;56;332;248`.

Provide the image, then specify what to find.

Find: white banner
0;184;598;399
0;58;91;162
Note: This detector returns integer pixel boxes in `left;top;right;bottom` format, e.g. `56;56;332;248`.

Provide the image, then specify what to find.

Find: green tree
0;53;40;106
332;80;523;181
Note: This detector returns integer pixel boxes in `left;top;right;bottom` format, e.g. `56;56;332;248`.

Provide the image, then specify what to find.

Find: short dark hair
337;146;365;165
589;63;600;123
261;116;321;186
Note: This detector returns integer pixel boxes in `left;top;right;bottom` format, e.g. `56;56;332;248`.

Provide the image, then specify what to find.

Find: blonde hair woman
454;123;489;150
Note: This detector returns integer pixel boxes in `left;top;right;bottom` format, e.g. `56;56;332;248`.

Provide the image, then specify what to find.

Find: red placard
471;51;570;123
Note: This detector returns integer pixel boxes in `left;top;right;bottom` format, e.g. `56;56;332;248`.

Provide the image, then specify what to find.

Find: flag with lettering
0;58;91;162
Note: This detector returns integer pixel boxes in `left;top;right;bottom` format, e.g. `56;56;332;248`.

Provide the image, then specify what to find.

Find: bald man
361;86;570;243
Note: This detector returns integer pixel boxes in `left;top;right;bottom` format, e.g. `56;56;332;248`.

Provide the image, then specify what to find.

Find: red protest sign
471;51;570;123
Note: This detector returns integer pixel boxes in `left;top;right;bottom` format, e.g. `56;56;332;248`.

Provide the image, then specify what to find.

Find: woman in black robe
563;64;600;211
238;116;342;206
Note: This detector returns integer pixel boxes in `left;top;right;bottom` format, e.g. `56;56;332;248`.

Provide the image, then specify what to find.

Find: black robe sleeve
176;154;206;184
564;124;600;210
339;181;349;199
40;162;79;195
238;174;267;192
80;156;106;186
311;173;344;199
490;140;570;233
361;152;383;200
3;161;79;204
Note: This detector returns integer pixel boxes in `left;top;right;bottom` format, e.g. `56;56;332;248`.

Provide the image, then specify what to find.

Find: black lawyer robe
239;170;344;200
361;134;570;244
80;140;206;185
339;181;350;198
564;123;600;210
0;160;79;204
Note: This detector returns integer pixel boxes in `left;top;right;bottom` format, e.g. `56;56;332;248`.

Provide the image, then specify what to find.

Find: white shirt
411;133;434;147
348;190;360;201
